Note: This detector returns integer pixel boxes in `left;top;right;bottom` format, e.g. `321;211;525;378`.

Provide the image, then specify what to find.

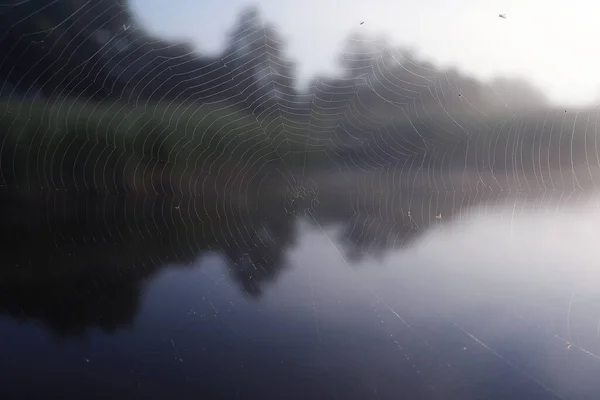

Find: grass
0;97;296;193
4;96;593;198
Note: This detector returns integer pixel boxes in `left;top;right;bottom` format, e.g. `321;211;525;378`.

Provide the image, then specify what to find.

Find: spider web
1;1;600;398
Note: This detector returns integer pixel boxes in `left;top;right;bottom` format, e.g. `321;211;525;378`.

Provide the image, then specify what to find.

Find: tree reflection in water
2;165;590;337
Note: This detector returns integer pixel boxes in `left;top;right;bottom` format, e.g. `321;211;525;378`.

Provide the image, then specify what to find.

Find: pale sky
130;0;600;106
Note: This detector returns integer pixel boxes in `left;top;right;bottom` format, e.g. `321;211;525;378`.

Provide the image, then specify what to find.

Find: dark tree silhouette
0;1;281;112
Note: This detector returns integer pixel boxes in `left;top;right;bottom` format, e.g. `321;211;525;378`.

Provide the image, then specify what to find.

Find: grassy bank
0;98;292;195
4;97;597;204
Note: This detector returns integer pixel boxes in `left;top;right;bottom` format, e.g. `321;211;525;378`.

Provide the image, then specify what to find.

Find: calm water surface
2;172;600;399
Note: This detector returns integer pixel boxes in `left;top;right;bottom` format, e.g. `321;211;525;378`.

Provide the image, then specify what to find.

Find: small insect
436;213;442;220
458;93;462;97
360;21;364;25
498;13;506;19
566;341;573;349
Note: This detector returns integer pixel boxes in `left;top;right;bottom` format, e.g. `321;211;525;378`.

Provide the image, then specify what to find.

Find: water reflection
0;188;293;335
1;166;596;337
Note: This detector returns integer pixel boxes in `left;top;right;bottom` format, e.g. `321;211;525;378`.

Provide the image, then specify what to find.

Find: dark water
2;170;600;400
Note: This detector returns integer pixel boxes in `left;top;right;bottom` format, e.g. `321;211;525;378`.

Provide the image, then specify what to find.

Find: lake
1;168;600;399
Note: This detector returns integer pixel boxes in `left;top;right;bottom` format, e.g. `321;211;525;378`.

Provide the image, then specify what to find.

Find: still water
2;170;600;399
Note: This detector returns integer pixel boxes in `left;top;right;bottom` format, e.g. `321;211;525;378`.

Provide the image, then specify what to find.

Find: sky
130;0;600;107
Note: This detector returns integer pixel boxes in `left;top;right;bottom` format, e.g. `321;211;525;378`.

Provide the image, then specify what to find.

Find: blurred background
2;1;600;399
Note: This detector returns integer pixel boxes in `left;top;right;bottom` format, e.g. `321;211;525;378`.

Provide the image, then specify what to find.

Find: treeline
0;0;574;180
0;1;294;114
0;1;547;117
